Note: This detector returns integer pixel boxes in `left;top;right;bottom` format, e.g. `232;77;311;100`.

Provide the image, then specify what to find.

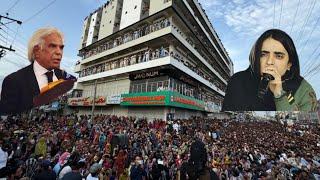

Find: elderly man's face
35;33;64;70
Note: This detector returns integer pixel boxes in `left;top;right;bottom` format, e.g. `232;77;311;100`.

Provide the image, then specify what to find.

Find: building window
125;11;127;14
141;84;146;92
147;83;152;92
110;20;112;24
134;5;137;9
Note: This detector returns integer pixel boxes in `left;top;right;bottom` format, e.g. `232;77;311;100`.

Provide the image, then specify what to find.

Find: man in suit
0;27;76;115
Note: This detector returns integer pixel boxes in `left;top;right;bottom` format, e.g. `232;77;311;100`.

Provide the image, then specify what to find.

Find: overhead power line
305;59;320;79
23;0;57;24
1;57;26;68
0;31;27;55
0;15;22;59
295;0;317;44
273;0;277;28
279;0;284;28
299;12;320;55
0;22;29;44
0;27;27;52
290;0;301;34
304;51;320;78
5;0;23;14
0;15;22;25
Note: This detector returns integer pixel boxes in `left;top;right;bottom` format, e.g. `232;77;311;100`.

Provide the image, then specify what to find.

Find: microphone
258;73;275;100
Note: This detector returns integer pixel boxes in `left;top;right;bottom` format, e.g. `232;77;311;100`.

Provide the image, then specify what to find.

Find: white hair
27;27;64;62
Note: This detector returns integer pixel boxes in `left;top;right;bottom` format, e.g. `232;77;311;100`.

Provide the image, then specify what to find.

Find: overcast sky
0;0;319;99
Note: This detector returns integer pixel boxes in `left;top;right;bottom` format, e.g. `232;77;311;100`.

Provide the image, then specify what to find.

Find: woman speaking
222;29;317;111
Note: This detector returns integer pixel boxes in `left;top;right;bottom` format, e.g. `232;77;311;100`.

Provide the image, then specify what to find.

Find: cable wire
4;0;22;14
273;0;277;28
279;0;284;28
1;56;26;68
304;51;320;78
290;0;301;34
298;12;320;55
23;0;57;24
295;0;317;44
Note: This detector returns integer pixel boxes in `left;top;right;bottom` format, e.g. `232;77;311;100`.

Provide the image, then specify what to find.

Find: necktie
45;71;53;83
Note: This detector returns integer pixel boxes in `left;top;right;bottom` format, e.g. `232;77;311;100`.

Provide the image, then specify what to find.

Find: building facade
70;0;233;120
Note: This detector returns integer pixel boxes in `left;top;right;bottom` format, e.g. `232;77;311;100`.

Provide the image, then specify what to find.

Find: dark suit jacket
0;63;76;115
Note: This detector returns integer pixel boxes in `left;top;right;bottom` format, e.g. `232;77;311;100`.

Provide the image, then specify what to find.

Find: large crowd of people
0;113;319;179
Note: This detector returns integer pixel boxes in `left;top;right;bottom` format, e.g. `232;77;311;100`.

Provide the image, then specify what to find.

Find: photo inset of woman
222;29;317;111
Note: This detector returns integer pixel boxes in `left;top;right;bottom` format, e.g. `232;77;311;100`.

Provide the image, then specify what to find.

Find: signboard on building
68;96;107;106
121;95;166;105
130;70;165;80
205;102;221;112
129;69;198;87
121;91;205;111
107;95;122;104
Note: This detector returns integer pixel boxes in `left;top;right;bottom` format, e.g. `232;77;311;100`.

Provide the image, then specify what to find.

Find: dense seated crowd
0;113;319;179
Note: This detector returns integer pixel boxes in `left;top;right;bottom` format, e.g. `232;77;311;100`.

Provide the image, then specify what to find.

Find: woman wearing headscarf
222;29;317;111
34;137;47;157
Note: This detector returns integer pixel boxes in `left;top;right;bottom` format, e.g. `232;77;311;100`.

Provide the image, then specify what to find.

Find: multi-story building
276;111;319;124
69;0;233;120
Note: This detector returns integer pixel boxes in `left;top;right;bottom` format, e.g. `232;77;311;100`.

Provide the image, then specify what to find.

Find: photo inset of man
0;27;76;115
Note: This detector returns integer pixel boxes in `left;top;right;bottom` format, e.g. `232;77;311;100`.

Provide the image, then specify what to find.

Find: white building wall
78;56;225;96
120;0;143;30
74;105;206;120
86;12;98;46
99;0;122;40
128;106;165;121
79;18;89;49
174;108;204;119
79;78;130;98
149;0;172;16
82;84;94;97
95;78;130;97
77;105;128;116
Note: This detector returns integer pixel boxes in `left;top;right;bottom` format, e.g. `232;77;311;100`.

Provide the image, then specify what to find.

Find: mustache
52;56;62;60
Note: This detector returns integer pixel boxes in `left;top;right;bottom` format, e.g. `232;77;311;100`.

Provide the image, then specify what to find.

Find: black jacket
0;63;75;115
34;169;56;180
222;68;303;111
222;68;276;111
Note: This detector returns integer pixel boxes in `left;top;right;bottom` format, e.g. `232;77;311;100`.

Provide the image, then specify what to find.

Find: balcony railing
78;47;226;92
79;18;171;60
79;46;170;78
172;23;229;81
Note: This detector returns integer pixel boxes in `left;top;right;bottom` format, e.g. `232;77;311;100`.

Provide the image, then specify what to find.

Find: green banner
121;91;205;111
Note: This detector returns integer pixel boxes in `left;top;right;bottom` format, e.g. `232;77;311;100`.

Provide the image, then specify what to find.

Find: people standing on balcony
80;18;171;61
144;49;151;62
124;57;129;66
80;47;171;78
137;53;142;63
151;49;156;60
131;55;137;65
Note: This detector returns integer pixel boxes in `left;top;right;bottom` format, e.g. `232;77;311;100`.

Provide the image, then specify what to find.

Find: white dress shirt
33;61;58;90
0;147;8;169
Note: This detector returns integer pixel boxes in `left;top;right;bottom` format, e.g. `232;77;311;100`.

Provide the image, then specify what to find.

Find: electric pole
0;15;22;59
